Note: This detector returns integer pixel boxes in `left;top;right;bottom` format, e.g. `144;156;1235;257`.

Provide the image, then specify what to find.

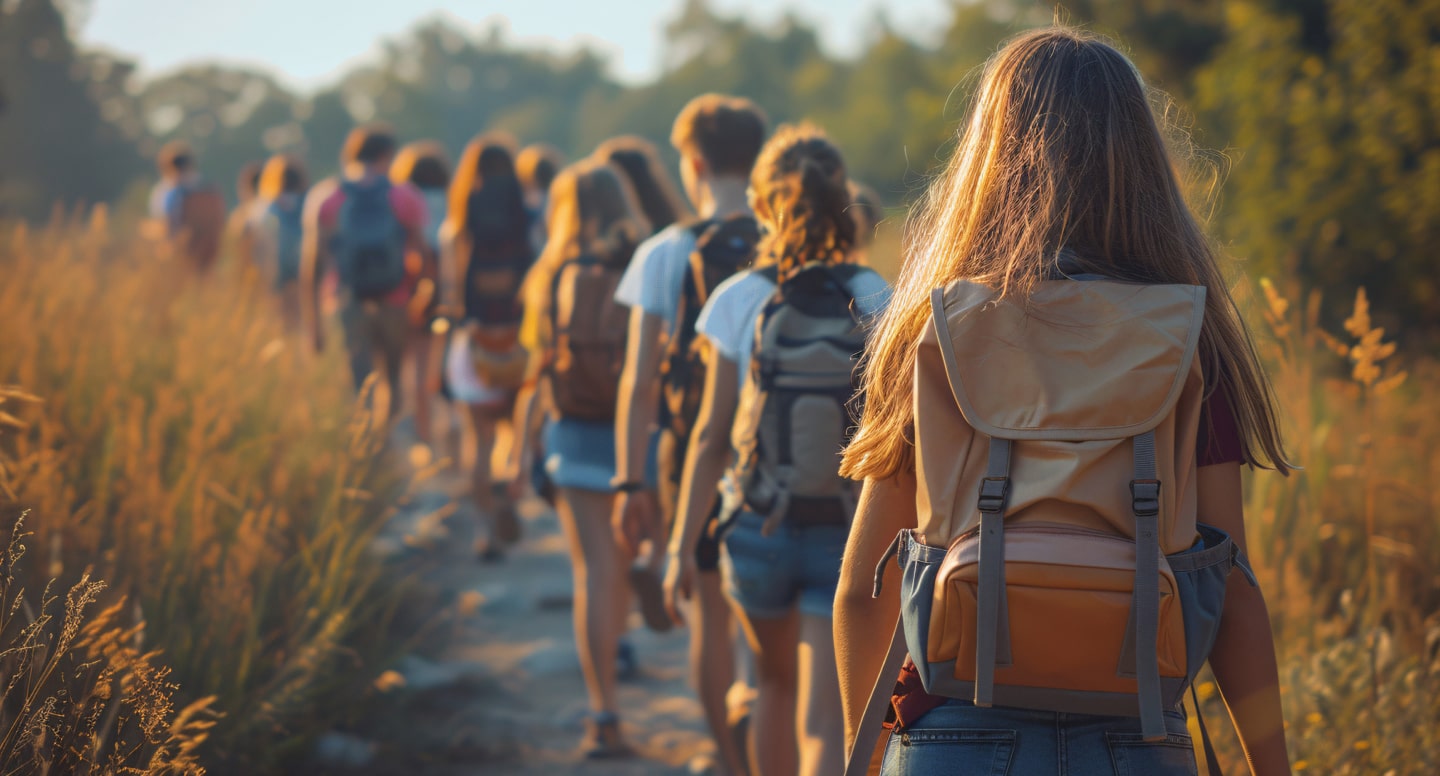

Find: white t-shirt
696;266;892;391
613;223;698;337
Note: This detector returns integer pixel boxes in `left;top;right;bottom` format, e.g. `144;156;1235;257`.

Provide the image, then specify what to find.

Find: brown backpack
848;276;1256;775
175;183;226;271
548;253;631;421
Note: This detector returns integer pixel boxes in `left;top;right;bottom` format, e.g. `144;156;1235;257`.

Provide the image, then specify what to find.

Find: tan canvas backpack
847;275;1255;776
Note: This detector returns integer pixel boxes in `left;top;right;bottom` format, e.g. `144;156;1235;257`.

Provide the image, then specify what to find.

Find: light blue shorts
542;418;659;494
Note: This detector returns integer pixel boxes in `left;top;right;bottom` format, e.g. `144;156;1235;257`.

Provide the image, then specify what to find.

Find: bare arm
668;349;738;560
299;186;331;351
836;472;916;754
1201;462;1292;776
662;347;738;621
614;306;666;484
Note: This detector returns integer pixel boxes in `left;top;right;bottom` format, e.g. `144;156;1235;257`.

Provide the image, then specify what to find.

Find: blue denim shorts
720;511;850;619
881;698;1197;776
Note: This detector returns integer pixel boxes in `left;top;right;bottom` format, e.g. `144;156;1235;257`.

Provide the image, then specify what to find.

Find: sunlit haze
81;0;951;87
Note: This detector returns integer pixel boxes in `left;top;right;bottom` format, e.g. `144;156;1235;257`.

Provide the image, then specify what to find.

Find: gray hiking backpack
728;263;870;534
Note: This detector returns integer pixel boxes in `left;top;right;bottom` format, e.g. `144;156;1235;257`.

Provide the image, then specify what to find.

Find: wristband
611;480;645;494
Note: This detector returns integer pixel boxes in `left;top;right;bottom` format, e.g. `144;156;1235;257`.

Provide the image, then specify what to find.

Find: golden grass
1195;279;1438;774
0;210;413;772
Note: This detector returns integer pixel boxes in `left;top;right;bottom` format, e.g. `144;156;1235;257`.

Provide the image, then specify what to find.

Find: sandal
582;711;634;760
628;564;674;633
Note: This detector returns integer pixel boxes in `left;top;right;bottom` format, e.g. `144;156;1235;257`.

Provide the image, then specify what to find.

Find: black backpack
462;187;533;329
659;215;761;443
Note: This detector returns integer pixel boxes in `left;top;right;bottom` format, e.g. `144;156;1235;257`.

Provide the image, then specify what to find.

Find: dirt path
357;463;717;776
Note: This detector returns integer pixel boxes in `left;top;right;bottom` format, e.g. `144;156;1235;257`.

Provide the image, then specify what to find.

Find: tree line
2;0;1436;336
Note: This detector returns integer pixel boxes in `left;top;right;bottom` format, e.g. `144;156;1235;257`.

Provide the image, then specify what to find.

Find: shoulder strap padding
929;280;1206;441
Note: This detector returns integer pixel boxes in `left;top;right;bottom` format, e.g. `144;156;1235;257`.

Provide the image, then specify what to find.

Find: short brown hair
341;123;399;166
157;140;194;176
517;144;564;194
670;94;768;177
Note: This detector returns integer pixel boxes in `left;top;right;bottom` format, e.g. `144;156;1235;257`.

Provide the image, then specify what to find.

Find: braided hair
749;123;856;286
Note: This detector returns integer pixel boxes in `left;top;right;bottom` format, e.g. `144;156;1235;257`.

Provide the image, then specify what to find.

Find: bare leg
796;614;844;776
463;404;498;517
410;330;434;446
553;488;631;717
695;571;745;776
733;605;800;776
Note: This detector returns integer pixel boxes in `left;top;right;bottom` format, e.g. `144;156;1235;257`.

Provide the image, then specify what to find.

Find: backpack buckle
977;477;1009;514
1130;479;1161;517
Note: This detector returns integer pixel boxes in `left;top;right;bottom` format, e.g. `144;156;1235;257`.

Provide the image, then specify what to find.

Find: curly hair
749;123;855;285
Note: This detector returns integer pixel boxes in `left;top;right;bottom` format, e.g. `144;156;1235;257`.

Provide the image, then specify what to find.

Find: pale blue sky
81;0;951;88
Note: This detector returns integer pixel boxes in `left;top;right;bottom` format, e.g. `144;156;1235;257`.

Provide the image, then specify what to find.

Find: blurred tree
0;0;143;219
134;65;305;204
1195;0;1440;332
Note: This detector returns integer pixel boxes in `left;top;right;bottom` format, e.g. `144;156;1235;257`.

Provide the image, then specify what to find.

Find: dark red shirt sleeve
1198;386;1245;467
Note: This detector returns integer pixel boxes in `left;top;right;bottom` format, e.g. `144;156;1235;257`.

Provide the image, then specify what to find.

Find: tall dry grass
0;211;414;772
1193;279;1439;774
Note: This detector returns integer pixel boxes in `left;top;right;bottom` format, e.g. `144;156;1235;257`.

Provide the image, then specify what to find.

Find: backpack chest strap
1130;429;1166;740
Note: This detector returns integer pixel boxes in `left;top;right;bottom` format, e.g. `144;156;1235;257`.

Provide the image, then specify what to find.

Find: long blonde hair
841;26;1290;479
522;159;650;320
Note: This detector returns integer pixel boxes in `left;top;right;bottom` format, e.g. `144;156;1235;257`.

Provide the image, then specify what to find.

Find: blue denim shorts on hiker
721;510;849;619
542;419;659;493
881;698;1198;776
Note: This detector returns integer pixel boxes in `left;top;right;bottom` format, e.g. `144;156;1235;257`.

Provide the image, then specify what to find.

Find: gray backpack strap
1130;429;1166;740
973;436;1014;707
844;616;906;776
929;287;1013;708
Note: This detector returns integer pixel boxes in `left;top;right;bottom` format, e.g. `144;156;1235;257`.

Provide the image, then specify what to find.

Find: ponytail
750;124;855;286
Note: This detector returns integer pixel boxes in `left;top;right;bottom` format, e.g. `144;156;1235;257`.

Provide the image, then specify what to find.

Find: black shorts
696;502;723;572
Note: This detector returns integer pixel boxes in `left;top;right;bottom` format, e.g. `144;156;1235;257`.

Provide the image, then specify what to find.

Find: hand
506;463;532;503
611;489;658;558
663;550;697;627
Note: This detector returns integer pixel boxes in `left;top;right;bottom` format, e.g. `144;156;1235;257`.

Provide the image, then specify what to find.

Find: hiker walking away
438;134;531;559
248;154;309;332
229;160;265;268
835;27;1294;776
592;134;693;629
300;123;428;422
664;124;890;776
517;143;564;255
391;141;452;453
610;94;768;776
510;159;651;759
147;140;226;275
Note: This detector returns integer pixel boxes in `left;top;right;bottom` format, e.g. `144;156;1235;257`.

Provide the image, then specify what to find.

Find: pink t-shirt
310;174;429;306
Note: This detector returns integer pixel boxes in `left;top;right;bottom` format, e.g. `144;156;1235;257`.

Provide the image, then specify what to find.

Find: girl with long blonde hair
510;158;651;758
836;27;1292;776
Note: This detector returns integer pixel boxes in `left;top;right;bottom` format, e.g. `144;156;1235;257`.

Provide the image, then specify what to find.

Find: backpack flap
908;278;1208;741
936;279;1205;441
